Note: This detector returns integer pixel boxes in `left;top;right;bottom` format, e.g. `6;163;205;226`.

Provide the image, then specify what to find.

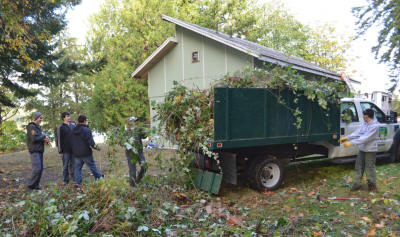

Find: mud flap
220;152;237;185
192;168;222;194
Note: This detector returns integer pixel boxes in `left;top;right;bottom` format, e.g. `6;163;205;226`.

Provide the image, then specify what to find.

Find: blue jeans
126;149;146;183
62;153;74;184
73;155;103;185
27;152;43;189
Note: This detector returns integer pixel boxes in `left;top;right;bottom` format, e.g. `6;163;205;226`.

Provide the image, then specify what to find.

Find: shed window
191;51;199;63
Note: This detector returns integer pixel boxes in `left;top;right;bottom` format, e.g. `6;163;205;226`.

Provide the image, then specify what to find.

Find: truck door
339;102;361;156
360;102;392;152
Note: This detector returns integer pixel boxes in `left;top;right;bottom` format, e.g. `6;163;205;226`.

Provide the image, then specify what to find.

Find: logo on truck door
379;127;387;139
377;127;387;148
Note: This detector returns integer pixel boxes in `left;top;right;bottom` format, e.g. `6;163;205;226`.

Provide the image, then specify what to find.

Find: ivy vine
154;66;348;178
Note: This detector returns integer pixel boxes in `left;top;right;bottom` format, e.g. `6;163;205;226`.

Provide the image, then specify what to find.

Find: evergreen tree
0;0;81;108
353;0;400;90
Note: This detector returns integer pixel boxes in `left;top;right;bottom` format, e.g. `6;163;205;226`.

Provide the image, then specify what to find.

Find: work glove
343;141;352;148
339;137;348;144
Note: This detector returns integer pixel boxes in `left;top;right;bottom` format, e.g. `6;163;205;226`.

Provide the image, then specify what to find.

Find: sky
66;0;393;94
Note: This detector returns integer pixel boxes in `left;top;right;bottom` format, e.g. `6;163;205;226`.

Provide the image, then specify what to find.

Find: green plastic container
193;168;222;194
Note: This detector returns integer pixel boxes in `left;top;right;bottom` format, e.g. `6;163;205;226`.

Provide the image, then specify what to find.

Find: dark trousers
73;155;103;185
62;153;74;184
126;149;146;183
27;152;43;189
354;151;377;186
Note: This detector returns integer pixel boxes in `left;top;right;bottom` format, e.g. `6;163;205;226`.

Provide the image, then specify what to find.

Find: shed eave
131;37;178;78
258;56;341;81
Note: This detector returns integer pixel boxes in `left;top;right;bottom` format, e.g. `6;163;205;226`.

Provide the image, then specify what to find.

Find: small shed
132;15;342;128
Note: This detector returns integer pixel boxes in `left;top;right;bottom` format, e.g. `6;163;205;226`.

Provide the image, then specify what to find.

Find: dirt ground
0;146;173;190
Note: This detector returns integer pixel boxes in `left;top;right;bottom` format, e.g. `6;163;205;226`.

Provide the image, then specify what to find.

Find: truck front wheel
389;142;400;163
251;158;285;191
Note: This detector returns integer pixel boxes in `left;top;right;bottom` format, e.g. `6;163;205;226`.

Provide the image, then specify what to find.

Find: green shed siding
147;25;253;131
203;37;228;86
181;28;204;88
148;61;165;98
226;46;253;74
164;43;182;90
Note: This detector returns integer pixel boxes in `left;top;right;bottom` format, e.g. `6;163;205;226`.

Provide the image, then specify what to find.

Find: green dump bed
209;88;340;151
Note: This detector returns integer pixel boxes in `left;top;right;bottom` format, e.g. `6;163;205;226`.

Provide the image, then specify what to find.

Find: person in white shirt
340;109;379;192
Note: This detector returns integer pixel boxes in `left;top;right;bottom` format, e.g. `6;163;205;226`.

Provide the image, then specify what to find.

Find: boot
368;183;378;192
350;184;362;192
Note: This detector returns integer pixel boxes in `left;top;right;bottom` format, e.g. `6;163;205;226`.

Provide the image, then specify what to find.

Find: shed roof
132;15;344;81
131;37;178;78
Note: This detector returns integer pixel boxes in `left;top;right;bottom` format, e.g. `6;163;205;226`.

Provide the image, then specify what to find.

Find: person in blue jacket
56;112;75;185
71;115;103;185
340;109;379;192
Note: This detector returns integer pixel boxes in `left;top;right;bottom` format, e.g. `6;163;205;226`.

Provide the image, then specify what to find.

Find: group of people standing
25;111;146;190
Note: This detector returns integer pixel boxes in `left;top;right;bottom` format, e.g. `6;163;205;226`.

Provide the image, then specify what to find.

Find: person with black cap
340;109;380;192
125;116;147;187
71;115;103;185
56;112;75;185
26;112;50;190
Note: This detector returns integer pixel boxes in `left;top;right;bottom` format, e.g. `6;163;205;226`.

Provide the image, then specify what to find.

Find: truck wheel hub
260;163;280;187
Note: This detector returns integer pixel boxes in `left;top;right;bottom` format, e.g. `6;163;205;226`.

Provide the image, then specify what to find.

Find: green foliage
391;95;400;113
23;37;100;137
0;120;26;152
87;70;148;132
353;0;400;90
85;0;171;131
2;156;400;236
248;1;310;57
303;24;351;72
0;0;81;107
154;82;216;177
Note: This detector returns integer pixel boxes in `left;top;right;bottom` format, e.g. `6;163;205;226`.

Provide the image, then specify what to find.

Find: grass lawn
0;147;399;236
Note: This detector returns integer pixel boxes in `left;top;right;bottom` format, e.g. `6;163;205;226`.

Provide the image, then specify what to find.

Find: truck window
360;102;385;123
341;102;358;122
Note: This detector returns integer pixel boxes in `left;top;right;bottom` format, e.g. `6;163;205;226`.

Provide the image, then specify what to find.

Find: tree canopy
353;0;400;90
0;0;81;108
85;0;350;131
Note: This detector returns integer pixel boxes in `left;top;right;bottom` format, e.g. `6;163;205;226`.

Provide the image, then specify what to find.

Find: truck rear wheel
251;158;285;191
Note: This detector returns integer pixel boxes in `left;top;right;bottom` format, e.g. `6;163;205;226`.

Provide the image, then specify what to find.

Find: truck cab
327;98;399;159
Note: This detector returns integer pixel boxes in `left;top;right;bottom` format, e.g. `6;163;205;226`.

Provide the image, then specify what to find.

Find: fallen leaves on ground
312;230;323;236
366;227;376;236
374;220;385;228
263;190;274;196
362;216;372;222
173;192;188;203
227;215;242;226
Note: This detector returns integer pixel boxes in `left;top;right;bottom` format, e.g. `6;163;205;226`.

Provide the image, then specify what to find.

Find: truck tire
251;158;285;191
389;142;400;163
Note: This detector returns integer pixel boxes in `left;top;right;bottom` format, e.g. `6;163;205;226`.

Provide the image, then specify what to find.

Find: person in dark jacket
71;115;103;185
26;112;50;190
56;112;75;184
124;116;147;187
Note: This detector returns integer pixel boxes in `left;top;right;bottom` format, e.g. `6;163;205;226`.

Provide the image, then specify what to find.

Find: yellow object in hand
339;136;348;143
343;141;352;148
